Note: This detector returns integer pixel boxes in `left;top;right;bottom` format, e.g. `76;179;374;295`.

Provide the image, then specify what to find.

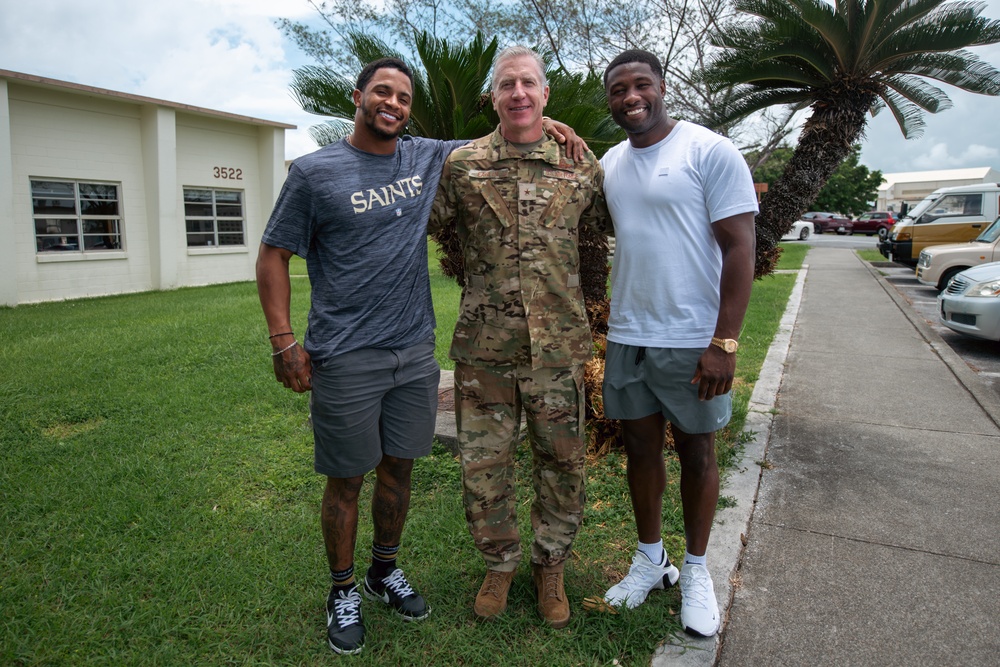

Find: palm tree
291;31;500;146
701;0;1000;277
290;31;623;449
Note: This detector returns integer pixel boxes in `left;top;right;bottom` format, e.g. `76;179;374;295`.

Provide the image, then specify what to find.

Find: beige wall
175;114;263;288
878;178;985;212
2;79;286;305
8;84;152;303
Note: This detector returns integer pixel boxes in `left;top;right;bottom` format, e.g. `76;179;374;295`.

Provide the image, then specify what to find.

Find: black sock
329;565;355;601
368;543;400;582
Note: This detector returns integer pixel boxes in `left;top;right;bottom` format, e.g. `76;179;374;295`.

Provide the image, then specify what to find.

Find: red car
853;211;897;240
801;212;854;235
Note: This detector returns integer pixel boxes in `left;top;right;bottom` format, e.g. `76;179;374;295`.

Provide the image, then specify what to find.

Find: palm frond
290;66;356;118
875;0;951;39
410;31;499;140
734;0;812;25
705;86;814;128
892;51;1000;95
343;32;407;70
546;69;626;149
749;43;840;81
308;120;354;147
703;53;830;90
868;95;886;117
783;0;852;69
884;73;952;113
878;87;928;138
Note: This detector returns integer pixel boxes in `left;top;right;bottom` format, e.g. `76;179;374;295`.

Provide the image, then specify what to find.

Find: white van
878;183;1000;265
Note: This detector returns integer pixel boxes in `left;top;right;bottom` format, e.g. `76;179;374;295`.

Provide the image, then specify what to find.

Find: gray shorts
310;338;440;478
602;341;731;435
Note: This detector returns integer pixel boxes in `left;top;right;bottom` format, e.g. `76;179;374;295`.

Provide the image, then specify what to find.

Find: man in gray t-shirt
257;58;451;655
256;56;584;656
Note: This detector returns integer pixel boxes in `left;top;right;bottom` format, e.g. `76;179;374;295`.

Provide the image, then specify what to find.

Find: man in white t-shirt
598;49;758;638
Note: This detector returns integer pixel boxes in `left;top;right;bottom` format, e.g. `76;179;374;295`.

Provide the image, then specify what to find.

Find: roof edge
0;68;296;130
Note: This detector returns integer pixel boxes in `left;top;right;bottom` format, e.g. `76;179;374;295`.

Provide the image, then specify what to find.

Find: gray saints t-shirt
262;135;465;361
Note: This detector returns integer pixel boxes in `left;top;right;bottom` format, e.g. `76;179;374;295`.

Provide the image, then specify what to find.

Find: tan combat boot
474;569;515;620
532;563;570;628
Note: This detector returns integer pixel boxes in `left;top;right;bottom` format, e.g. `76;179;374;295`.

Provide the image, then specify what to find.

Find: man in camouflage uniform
429;45;611;629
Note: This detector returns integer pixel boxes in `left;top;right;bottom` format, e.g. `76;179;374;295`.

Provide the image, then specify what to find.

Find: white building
0;69;294;306
876;167;1000;213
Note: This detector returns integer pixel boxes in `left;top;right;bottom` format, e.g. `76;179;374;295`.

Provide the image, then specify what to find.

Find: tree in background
749;145;883;216
278;0;799;164
812;147;884;216
290;31;499;146
701;0;1000;277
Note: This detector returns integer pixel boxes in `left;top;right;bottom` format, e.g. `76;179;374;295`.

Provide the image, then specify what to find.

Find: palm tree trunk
754;98;873;277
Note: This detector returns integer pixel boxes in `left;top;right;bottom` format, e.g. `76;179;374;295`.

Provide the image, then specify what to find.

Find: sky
1;0;999;176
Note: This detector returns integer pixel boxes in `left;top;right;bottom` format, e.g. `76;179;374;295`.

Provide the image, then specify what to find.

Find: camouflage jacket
430;126;612;369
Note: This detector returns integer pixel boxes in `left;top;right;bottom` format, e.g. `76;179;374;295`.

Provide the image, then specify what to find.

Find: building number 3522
213;166;243;180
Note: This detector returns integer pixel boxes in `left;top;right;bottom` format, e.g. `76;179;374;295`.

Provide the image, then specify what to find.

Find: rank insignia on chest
518;183;536;201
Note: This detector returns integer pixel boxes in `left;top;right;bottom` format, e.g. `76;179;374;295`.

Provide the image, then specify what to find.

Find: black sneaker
326;586;365;654
364;568;430;621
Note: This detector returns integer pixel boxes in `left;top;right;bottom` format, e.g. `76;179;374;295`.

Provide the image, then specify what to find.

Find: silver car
938;261;1000;341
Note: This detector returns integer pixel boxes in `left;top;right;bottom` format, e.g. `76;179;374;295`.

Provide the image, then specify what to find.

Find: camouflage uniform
430;126;611;570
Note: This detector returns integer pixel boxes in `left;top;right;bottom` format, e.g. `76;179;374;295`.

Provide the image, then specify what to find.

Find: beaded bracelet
268;331;294;339
271;340;299;356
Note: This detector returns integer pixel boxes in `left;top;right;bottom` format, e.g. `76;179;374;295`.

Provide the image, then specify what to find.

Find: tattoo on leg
372;457;413;546
372;479;408;545
322;477;363;571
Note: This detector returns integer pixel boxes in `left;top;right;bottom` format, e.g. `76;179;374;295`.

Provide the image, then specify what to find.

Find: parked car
853;211;896;239
781;219;814;241
916;215;1000;290
938;261;1000;342
800;212;854;235
878;182;1000;266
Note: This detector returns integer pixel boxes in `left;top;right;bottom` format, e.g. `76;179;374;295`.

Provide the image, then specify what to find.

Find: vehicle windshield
903;194;939;222
975;216;1000;243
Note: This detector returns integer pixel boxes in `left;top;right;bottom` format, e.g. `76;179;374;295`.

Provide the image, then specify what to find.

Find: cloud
0;0;322;159
3;0;999;168
911;143;1000;170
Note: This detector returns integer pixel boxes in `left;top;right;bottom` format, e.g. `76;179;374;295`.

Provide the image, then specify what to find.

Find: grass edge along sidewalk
0;244;806;667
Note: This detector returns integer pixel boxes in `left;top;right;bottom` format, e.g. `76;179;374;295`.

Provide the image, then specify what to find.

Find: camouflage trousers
454;362;587;571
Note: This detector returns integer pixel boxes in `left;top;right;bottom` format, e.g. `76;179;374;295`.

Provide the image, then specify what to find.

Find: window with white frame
184;188;245;247
32;179;123;252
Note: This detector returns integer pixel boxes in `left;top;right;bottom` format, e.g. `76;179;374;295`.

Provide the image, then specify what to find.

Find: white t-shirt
600;120;758;348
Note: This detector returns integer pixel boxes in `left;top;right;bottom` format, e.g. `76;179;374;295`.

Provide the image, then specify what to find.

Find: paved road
786;232;881;250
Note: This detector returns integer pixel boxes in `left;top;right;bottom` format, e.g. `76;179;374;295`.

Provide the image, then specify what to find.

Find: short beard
361;105;402;141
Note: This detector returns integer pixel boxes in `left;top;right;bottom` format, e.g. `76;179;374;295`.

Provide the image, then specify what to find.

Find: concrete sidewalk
716;248;1000;666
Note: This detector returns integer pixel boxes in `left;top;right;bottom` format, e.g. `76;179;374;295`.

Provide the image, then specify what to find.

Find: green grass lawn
0;245;798;666
776;242;808;270
856;248;885;263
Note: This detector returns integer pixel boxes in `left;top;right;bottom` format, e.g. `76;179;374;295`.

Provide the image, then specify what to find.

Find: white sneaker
604;550;680;609
679;562;720;637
